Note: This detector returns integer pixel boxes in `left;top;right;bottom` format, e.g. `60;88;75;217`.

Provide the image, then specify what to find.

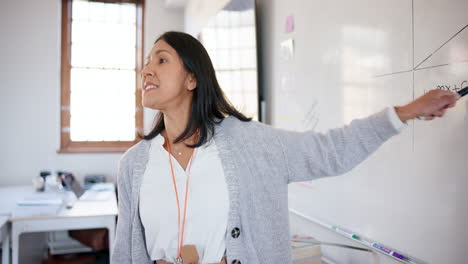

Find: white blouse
139;134;229;263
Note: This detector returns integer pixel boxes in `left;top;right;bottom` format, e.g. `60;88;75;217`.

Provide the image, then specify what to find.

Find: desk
0;186;118;264
1;216;10;264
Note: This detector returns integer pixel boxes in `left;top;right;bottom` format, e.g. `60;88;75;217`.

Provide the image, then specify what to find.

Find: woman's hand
395;89;461;122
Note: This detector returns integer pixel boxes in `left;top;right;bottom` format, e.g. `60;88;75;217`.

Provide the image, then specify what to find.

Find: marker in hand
417;86;468;120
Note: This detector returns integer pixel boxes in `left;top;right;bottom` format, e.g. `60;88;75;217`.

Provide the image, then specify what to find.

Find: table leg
2;226;9;264
11;225;20;264
107;217;116;262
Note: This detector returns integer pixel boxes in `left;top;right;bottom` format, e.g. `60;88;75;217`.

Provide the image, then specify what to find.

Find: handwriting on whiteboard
436;80;467;92
301;100;319;131
424;80;467;94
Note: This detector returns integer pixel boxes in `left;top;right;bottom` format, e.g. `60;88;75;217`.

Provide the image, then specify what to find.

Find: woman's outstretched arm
277;89;460;183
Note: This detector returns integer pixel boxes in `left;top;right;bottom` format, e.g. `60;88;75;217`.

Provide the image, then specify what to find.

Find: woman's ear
186;72;197;91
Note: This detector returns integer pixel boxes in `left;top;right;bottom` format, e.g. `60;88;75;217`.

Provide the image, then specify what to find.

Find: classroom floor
41;250;109;264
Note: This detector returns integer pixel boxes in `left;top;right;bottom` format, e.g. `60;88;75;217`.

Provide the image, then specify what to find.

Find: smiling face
141;40;197;111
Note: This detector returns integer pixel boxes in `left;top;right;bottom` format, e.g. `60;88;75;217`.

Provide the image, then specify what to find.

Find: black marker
459;86;468;97
417;86;467;120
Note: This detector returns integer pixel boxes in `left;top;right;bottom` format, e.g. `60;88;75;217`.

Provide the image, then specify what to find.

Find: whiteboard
270;0;468;263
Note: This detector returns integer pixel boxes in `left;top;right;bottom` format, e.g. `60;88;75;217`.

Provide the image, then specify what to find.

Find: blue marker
371;243;407;260
371;243;391;254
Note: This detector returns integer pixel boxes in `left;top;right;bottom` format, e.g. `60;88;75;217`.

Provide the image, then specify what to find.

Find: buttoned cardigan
111;108;401;264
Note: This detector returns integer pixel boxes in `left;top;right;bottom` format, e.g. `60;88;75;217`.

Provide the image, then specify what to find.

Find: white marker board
269;0;468;263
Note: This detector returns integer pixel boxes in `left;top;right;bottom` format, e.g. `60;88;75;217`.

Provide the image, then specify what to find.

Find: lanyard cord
166;130;199;261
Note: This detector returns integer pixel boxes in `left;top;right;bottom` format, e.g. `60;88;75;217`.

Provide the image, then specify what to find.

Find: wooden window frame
59;0;144;153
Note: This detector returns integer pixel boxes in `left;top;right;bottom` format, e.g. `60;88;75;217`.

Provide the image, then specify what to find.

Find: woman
111;31;460;264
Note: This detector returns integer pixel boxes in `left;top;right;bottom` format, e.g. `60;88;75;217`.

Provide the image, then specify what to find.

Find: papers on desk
5;184;116;218
12;205;63;218
0;186;32;216
13;192;66;218
17;192;65;206
17;196;63;206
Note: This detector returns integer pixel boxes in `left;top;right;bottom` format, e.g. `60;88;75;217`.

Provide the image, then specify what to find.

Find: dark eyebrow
155;49;171;55
145;49;171;62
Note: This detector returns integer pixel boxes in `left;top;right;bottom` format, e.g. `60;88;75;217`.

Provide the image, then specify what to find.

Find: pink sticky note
286;15;294;33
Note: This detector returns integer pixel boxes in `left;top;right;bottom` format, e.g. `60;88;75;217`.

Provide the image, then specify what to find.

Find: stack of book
291;235;324;264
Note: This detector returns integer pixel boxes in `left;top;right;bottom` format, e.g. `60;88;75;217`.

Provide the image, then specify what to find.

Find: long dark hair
139;31;252;148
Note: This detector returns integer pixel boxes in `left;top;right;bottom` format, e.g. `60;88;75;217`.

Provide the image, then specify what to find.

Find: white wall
0;0;184;186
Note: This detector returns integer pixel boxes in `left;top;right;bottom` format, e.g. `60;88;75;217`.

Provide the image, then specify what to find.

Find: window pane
88;1;106;22
242;70;257;92
239;48;256;69
239;26;255;48
71;21;136;69
231;49;241;69
231;27;241;49
239;9;254;26
217;71;232;93
209;49;219;69
228;11;240;27
120;3;136;24
243;92;258;116
216;28;231;49
72;0;89;22
70;68;135;141
229;92;243;110
66;0;139;146
200;7;259;120
201;28;217;49
217;49;231;70
104;3;122;23
230;70;242;94
215;11;230;27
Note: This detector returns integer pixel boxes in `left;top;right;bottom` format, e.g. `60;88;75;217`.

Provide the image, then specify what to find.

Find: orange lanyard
166;130;199;262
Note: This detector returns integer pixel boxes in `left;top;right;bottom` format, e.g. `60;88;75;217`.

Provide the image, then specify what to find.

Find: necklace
167;134;196;156
172;147;183;156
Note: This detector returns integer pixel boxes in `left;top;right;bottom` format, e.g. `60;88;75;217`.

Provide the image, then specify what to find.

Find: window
59;0;144;153
200;5;259;120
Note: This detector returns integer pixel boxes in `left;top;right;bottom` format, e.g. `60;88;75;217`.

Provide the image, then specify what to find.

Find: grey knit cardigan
111;108;400;264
